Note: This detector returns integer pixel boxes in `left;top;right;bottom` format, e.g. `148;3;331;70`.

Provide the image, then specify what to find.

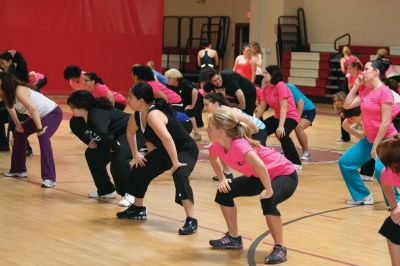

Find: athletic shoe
191;132;202;141
178;217;198;235
41;180;56;188
88;191;117;199
212;172;234;181
264;244;288;264
300;151;311;161
4;171;28;178
345;194;374;205
118;193;135;207
116;204;147;220
293;164;302;171
209;233;243;250
0;145;10;152
360;174;374;181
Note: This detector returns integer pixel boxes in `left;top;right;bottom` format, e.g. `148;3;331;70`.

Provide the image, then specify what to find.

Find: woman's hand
88;140;97;149
391;205;400;225
275;126;285;138
354;74;364;88
259;189;273;199
172;161;187;172
218;178;232;193
133;153;147;167
37;126;48;137
15;123;24;133
371;145;377;159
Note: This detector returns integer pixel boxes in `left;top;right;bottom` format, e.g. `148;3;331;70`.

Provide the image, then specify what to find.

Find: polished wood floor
0;103;392;266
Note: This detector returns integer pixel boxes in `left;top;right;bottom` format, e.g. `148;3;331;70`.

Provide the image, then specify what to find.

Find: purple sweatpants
10;106;63;181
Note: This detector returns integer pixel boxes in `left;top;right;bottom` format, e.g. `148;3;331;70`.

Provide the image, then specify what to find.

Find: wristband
37;128;44;133
390;205;399;212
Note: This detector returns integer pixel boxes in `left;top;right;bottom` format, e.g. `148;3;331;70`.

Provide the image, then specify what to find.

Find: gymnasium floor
0;102;391;266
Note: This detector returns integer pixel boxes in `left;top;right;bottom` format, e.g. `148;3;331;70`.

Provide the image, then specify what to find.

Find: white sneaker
301;151;311;161
118;193;135;207
41;179;56;188
4;171;28;178
88;191;117;199
294;164;302;171
360;174;374;181
345;194;374;205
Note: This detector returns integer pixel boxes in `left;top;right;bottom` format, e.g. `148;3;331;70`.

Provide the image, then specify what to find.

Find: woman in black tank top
117;82;199;235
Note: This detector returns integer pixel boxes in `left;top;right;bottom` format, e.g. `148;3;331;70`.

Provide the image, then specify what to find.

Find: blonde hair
250;41;263;55
333;91;347;112
208;109;260;147
342;46;351;56
377;48;388;59
164;68;183;79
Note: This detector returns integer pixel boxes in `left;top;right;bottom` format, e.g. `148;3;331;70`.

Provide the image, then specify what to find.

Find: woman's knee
215;190;234;207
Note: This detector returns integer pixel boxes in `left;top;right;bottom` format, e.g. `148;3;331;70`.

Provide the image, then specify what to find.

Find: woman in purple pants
0;72;62;188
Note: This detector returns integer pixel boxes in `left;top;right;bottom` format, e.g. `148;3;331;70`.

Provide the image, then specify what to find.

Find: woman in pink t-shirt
207;109;297;264
341;59;400;205
376;137;400;265
256;65;302;169
347;61;363;89
340;46;362;75
233;44;256;82
82;72;127;111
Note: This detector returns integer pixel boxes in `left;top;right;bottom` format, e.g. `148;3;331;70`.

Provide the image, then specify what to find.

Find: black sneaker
178;217;198;235
212;172;233;181
0;145;10;152
116;204;147;220
264;244;287;264
209;233;243;250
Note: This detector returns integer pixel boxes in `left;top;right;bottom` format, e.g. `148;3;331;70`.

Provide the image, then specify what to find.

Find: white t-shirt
15;88;57;118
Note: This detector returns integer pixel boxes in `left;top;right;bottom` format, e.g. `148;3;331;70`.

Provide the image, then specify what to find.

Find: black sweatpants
263;116;301;165
215;172;298;212
127;145;199;205
85;133;134;196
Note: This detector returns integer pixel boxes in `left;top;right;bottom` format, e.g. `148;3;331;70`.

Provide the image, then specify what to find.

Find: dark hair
370;59;390;81
388;79;399;93
200;39;211;47
131;65;155;81
342;107;361;118
265;65;283;85
64;65;82;80
204;92;230;107
67;90;113;110
0;71;35;108
348;61;362;70
131;82;174;116
208;68;220;81
377;135;400;174
0;51;29;82
84;72;104;85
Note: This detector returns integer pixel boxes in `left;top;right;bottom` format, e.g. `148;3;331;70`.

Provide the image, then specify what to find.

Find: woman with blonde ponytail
207;109;298;264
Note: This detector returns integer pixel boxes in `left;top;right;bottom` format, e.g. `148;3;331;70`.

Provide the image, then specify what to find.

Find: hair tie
236;121;241;127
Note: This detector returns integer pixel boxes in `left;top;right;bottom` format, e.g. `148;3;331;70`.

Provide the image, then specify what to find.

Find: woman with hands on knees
207;109;298;264
117;82;199;235
377;136;400;266
0;72;62;188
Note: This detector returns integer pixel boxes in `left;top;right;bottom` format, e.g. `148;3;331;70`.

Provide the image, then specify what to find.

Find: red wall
0;0;164;95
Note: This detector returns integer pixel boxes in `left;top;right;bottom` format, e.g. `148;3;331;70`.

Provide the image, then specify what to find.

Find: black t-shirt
134;106;197;152
205;70;256;105
71;108;129;151
168;79;203;107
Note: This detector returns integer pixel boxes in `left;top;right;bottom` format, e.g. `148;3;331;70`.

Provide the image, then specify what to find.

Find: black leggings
252;128;268;146
263;116;301;165
215;172;298;213
340;116;350;141
127;146;199;205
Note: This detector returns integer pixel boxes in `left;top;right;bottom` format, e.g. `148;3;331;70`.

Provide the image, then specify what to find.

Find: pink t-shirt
343;55;358;74
209;138;295;181
386;65;400;78
28;71;45;85
359;84;398;142
381;167;400;188
255;86;263;104
235;56;252;81
69;72;86;90
347;71;362;88
91;83;126;104
262;81;300;122
147;80;182;104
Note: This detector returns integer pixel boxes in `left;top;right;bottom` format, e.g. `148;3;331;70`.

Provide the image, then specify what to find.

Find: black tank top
200;50;216;69
134;106;197;152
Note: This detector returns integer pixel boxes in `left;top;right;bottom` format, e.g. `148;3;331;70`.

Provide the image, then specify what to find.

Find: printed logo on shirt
85;130;101;142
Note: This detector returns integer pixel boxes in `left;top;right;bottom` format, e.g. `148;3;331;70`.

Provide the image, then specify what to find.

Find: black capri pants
127;144;199;205
215;171;298;215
